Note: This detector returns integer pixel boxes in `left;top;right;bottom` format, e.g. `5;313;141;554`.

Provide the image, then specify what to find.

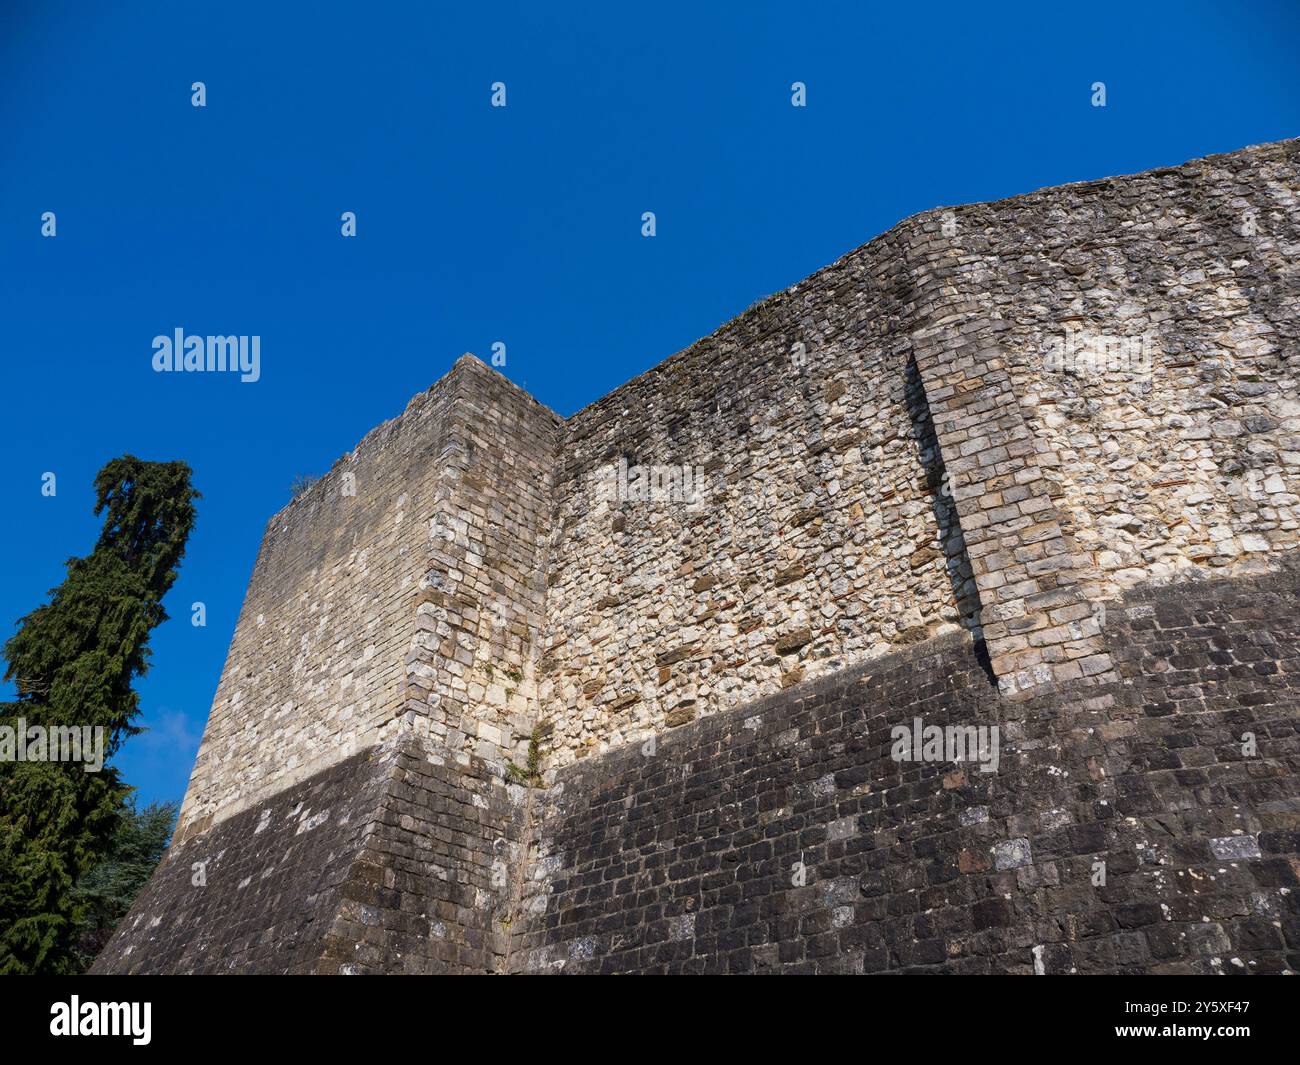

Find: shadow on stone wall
903;354;990;677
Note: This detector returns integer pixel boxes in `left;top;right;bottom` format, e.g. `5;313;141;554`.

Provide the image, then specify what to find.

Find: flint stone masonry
97;139;1300;974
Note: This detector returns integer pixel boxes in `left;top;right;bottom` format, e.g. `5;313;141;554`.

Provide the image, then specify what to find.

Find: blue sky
2;0;1297;810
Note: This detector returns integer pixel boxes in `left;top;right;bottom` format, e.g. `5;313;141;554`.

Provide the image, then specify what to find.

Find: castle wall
888;141;1300;696
178;356;561;841
406;357;562;771
177;371;464;839
93;737;530;974
968;141;1300;597
99;138;1300;975
538;227;977;765
512;558;1300;974
537;139;1300;731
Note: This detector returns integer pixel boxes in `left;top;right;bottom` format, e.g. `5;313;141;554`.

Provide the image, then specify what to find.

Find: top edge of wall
264;353;563;526
562;136;1300;422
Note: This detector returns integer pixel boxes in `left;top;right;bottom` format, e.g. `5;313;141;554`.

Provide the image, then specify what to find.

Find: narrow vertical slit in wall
903;355;994;683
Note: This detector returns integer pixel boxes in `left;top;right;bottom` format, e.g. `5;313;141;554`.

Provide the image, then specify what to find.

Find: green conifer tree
72;799;179;968
0;456;197;973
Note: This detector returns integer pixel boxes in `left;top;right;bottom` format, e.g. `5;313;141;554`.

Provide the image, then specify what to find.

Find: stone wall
177;356;560;841
536;138;1299;754
93;736;528;974
539;223;977;764
405;357;561;771
98;138;1300;975
954;142;1300;600
179;137;1300;827
512;557;1300;974
177;371;462;840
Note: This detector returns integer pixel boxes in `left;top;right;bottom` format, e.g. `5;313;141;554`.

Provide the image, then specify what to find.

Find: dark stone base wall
316;742;529;974
93;738;528;975
510;558;1300;974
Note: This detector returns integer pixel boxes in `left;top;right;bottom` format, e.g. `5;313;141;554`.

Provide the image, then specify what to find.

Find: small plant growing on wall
505;724;549;788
